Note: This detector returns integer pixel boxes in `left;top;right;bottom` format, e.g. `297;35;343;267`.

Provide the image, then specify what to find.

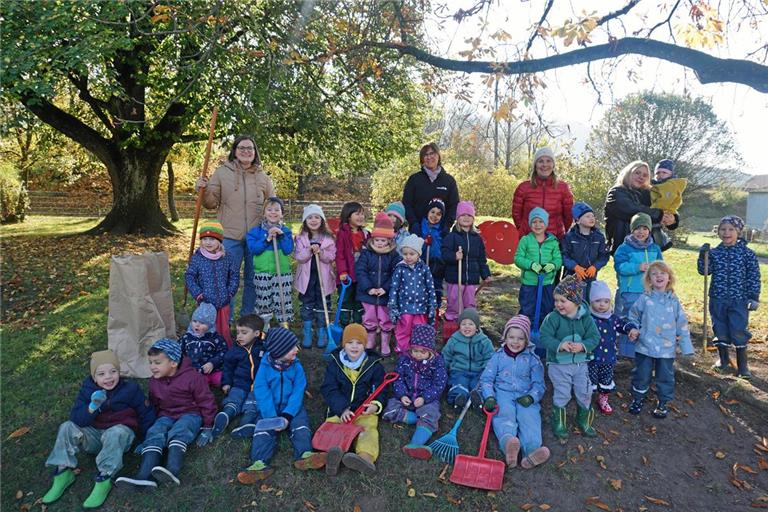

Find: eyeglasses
423;151;437;156
237;146;255;152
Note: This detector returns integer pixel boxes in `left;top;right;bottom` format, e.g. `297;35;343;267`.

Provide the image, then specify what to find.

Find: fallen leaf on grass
7;426;30;439
303;500;316;511
438;464;449;482
711;391;721;400
595;455;607;470
577;444;585;454
718;404;731;416
609;478;622;490
644;496;670;506
715;451;726;459
646;425;657;435
727;424;735;434
754;443;768;453
684;398;695;405
642;455;650;466
585;496;611;511
15;490;23;500
539;505;551;510
406;478;412;486
421;492;438;498
487;491;496;497
407;488;416;498
353;506;362;512
724;399;739;405
557;460;567;468
520;504;535;511
736;464;758;474
446;494;462;505
393;424;404;430
667;403;681;413
758;458;768;470
260;484;274;493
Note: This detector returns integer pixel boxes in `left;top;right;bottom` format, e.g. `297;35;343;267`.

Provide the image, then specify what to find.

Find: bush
0;162;29;223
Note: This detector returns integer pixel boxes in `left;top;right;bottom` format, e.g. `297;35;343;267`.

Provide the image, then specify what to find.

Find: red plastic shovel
450;406;505;491
312;372;399;452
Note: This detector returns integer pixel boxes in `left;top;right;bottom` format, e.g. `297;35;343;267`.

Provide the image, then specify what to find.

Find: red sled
477;220;519;265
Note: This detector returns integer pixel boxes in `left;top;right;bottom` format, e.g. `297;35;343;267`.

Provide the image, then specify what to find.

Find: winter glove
483;396;497;412
196;428;213;447
516;395;534;407
573;265;587;280
699;243;711;254
195;294;204;304
88;390;107;413
530;262;543;273
585;266;597;278
748;300;759;311
543;263;556;273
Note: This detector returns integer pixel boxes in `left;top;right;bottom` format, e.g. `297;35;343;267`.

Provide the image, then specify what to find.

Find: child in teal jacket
441;308;495;407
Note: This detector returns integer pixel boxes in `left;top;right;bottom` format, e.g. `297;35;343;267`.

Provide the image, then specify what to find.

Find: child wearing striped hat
185;221;239;346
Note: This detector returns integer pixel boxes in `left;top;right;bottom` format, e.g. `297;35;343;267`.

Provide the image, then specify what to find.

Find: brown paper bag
108;252;176;377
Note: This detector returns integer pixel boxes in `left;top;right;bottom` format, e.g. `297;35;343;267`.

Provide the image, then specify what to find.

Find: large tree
2;0;428;234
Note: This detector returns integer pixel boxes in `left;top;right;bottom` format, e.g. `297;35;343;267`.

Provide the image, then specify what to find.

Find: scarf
423;165;441;183
590;307;612;320
503;345;523;358
624;233;652;250
339;351;366;370
268;354;295;372
261;219;283;231
200;247;223;260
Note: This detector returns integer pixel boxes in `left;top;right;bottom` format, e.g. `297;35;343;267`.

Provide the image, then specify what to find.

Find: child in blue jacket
613;212;662;358
698;215;761;379
480;316;549;469
177;302;229;388
414;198;447;312
561;202;609;296
43;350;155;509
237;328;326;484
213;314;265;440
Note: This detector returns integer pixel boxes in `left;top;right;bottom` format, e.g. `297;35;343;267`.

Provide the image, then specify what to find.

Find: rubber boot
736;347;752;379
366;330;377;350
380;330;392;356
317;324;328;349
576;406;597;437
714;345;731;373
403;426;433;459
342;452;376;475
260;314;272;333
82;475;112;509
42;468;76;504
212;409;233;439
301;321;313;349
151;443;185;485
231;411;257;439
597;393;613;415
551;406;568;440
115;448;160;488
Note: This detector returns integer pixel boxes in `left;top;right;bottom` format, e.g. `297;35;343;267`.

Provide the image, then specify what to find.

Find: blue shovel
324;275;352;360
530;273;546;360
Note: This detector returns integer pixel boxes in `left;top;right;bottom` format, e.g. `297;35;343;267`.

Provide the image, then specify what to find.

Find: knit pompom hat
630;212;652;232
371;212;395;239
427;198;446;216
265;327;298;360
533;147;555;164
199;221;224;241
342;323;367;348
589;280;612;303
655;159;675;175
502;315;531;342
571;202;594;221
151;338;182;363
410;324;436;353
190;302;217;332
458;308;480;330
302;204;326;222
528;207;549;226
554;275;585;305
719;215;745;232
90;350;121;379
385;202;406;223
456;201;476;219
399;234;424;256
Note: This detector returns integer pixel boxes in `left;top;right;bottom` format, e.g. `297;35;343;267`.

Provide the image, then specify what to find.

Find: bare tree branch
525;0;554;53
597;0;642;27
646;0;682;39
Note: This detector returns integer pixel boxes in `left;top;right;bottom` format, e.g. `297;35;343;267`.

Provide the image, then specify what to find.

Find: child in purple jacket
382;324;447;460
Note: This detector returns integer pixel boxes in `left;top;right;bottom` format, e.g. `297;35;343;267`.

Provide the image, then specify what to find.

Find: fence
26;191;370;221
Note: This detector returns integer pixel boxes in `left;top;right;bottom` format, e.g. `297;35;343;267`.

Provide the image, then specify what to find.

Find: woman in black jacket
402;143;460;233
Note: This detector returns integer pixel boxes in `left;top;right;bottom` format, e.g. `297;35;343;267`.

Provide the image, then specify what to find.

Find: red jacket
512;176;574;239
335;223;369;285
148;358;217;427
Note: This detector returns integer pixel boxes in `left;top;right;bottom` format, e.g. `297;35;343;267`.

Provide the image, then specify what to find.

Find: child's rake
429;392;474;464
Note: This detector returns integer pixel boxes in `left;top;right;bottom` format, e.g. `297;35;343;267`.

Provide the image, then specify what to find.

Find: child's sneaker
628;398;644;415
236;461;274;484
597;393;613;415
293;451;327;471
652;402;668;419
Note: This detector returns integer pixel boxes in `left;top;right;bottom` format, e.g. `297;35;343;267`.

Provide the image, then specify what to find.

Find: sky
424;1;768;175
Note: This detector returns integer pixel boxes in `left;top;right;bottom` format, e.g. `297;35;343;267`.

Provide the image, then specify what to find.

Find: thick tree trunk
86;152;179;236
166;161;180;222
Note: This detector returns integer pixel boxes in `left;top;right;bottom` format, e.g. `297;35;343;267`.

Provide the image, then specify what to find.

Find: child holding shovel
246;197;294;329
294;204;336;349
382;324;447;460
355;213;401;355
560;202;609;297
184;221;239;346
479;316;550;469
320;324;387;475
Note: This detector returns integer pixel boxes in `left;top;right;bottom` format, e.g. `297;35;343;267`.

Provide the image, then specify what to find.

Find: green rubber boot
576;405;598;437
83;476;112;509
42;468;76;504
552;407;568;440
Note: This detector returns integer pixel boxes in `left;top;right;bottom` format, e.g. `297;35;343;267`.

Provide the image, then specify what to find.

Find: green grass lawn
2;216;767;511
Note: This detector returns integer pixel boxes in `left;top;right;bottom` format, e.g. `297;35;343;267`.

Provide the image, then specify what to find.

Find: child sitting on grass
213;314;265;440
382;324;447;460
115;339;217;488
178;302;228;387
237;328;326;484
480;316;549;469
320;324;387;476
442;308;494;408
43;350;155;509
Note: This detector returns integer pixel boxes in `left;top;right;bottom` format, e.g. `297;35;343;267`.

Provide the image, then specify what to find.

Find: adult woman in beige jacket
196;136;276;318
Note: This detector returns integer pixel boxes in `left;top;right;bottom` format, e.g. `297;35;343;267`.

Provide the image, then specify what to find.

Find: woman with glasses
401;143;460;234
196;136;276;319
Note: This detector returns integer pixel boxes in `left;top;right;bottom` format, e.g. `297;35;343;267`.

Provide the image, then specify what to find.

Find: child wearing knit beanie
441;308;494;407
320;324;387;476
43;350;155;508
479;316;550;469
177;302;229;387
560;202;609;296
413;197;447;314
540;275;600;442
185;220;239;346
385;201;410;249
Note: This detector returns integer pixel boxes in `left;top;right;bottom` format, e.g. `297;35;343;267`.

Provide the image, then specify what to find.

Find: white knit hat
533;147;555;163
301;204;326;223
399;234;424;256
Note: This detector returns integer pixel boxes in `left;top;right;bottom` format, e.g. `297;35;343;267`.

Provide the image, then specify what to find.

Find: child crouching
442;308;494;407
320;324;386;475
480;316;549;469
382;324;447;459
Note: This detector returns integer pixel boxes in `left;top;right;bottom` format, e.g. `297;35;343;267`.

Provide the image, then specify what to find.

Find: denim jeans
221;386;258;423
249;407;311;464
631;353;675;404
223;238;255;318
136;414;202;453
46;421;134;477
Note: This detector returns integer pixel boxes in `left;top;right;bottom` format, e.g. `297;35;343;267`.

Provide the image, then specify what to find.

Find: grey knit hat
458;308;480;330
399;234;424;256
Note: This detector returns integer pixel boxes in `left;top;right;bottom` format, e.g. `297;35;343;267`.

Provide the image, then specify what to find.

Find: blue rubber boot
403;426;433;460
301;321;313;349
